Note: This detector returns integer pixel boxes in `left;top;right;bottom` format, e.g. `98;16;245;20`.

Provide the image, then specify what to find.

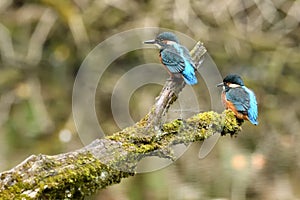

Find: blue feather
176;44;197;85
182;62;197;85
243;86;258;125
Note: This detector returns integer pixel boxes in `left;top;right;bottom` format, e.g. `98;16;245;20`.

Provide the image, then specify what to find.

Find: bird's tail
248;116;259;125
182;66;198;85
183;75;198;85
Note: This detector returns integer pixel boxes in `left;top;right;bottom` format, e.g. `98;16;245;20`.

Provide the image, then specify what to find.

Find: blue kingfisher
217;74;258;125
144;32;198;85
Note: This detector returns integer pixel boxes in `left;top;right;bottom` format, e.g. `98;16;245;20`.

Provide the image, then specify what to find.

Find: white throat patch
166;40;177;45
154;43;162;49
228;83;241;88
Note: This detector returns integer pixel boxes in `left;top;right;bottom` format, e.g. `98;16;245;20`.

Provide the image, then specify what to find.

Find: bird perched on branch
217;74;258;125
144;32;198;85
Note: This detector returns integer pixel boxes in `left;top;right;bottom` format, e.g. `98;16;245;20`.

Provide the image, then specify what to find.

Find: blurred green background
0;0;300;199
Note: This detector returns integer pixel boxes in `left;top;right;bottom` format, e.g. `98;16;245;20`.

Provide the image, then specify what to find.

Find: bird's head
144;32;179;49
217;74;245;88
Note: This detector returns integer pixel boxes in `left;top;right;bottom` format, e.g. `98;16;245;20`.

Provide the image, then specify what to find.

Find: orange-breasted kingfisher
217;74;258;125
144;32;198;85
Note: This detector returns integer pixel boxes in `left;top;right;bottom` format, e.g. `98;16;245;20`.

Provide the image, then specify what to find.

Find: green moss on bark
0;110;241;199
0;153;133;200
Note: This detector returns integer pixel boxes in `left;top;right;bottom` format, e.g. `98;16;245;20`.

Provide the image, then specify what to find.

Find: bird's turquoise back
243;86;258;125
174;43;197;85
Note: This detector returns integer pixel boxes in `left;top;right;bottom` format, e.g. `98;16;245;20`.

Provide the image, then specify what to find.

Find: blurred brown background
0;0;299;199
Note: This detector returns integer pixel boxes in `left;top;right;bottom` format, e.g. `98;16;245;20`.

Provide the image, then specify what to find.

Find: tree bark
0;42;242;199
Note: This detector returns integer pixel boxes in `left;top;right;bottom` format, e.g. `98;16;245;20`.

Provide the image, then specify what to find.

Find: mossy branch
0;42;242;199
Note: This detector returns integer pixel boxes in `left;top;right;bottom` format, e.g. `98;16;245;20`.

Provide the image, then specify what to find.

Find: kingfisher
217;74;258;125
144;32;198;85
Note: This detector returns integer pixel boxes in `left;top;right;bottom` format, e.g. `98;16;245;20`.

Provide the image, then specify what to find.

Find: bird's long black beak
143;39;156;44
216;82;224;87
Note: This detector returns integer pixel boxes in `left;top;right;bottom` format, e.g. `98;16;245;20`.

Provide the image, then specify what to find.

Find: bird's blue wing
160;48;185;73
160;45;197;85
243;86;258;125
226;87;250;113
181;46;196;69
180;46;197;85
